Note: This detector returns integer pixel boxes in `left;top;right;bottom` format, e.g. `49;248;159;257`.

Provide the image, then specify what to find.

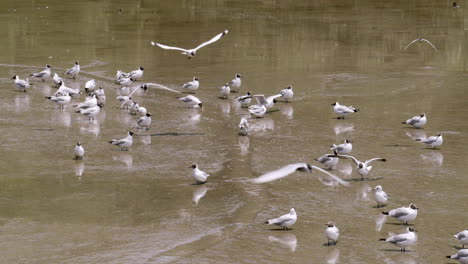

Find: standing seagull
325;222;340;246
332;102;359;119
237;91;252;108
265;208;297;230
151;30;229;59
74;142;84;160
45;92;71;109
181;77;199;93
64;61;80;79
315;154;339;170
136;113;152;130
380;227;417;252
128;66;144;81
279;85;294;102
179;95;203;108
330;153;386;180
12;75;31;92
219;83;230;99
404;38;439;52
229;73;242;93
447;249;468;263
30;64;51;82
415;133;443;149
454;229;468;248
330;139;352;154
382;203;418;225
190;163;210;184
239;117;249;136
402;113;427;129
109;131;134;151
52;73;63;87
373;185;389;208
84;79;96;93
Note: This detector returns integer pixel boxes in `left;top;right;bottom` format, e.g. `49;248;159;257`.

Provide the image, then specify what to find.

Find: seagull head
290;208;296;215
345;139;352;143
420;113;425;117
198;103;203;109
75;61;79;65
139;66;144;70
146;113;151;117
46;64;51;68
297;164;313;173
273;98;278;104
409;203;418;210
77;142;81;146
236;73;241;78
11;75;18;80
287;85;293;90
128;131;134;136
326;222;335;227
374;185;382;191
358;163;364;169
190;163;198;169
141;84;148;92
331;102;337;106
246;91;251;95
194;77;199;81
408;227;417;232
190;51;196;56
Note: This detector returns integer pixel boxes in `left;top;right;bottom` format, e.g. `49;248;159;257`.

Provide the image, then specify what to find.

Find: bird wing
268;214;293;225
406;116;419;125
267;93;282;101
420;38;439;52
144;83;181;93
403;39;419;50
334;154;360;166
390;208;410;218
194;30;228;51
366;158;386;164
311;165;349;186
336;105;355;113
253;95;267;105
251;163;311;183
387;234;408;244
151;42;189;52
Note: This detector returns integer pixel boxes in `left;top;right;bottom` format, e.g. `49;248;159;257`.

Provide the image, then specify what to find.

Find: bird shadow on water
148;132;206;136
381;249;414;252
322;242;338;247
385;222;414;226
267;228;294;231
452;245;465;250
345;177;384;182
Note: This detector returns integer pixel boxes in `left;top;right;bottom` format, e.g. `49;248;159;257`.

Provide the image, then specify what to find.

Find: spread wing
332;154;360;166
366;158;387;164
251;163;311;183
403;39;419;50
267;94;282;102
194;30;228;51
420;38;439;52
151;42;189;53
253;95;267;105
144;83;181;93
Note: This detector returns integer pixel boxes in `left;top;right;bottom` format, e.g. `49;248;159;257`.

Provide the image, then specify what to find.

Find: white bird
265;208;297;230
11;75;31;92
239;117;249;136
117;76;133;86
75;95;97;110
64;61;80;79
447;249;468;264
137;113;152;130
382;203;418;225
151;29;229;59
254;94;281;109
373;185;389;208
128;66;144;81
74;142;84;160
219;83;230;99
279;85;294;102
30;64;51;82
52;73;63;87
129;101;140;115
116;70;128;80
56;82;79;97
237;91;252;108
404;38;439;52
91;87;106;106
331;102;359;119
415;133;443;149
402;113;427;128
181;77;199;93
251;163;349;186
454;229;468;248
76;104;101;121
330;139;352;154
117;96;133;109
248;104;267;118
331;153;386;180
109;131;134;151
45;92;71;109
179;95;202;108
138;106;147;116
380;227;417;252
315;154;339;170
229;73;242;93
84;79;96;92
325;222;340;246
190;163;210;184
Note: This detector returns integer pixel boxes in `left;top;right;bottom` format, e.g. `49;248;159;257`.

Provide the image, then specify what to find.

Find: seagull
382;203;418;225
330;153;386;180
109;131;134;151
11;75;31;92
178;95;202;108
76;104;101;121
52;73;63;87
279;85;293;102
415;133;443;149
181;77;199;93
373;185;389;208
402;113;427;129
314;155;339;170
74;142;84;160
254;94;281;109
56;82;79;97
117;96;133;109
91;87;106;106
115;70;128;81
128;66;144;81
380;227;417;252
251;163;349;186
137;113;152;130
330;139;352;154
265;208;297;230
229;74;242;93
64;61;80;79
237;91;252;108
45;92;71;109
129;101;139;115
454;229;468;248
248;104;267;118
190;163;210;184
30;64;51;82
219;83;230;99
447;249;468;263
84;79;96;93
117;76;134;86
239;117;249;136
331;102;359;119
151;29;229;59
138;106;147;116
75;94;97;110
404;38;439;52
325;222;340;246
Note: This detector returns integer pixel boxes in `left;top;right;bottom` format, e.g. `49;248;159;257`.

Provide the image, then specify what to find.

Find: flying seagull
404;38;439;52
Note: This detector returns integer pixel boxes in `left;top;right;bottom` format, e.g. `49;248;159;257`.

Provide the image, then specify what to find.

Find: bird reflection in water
139;134;152;145
192;185;209;206
326;248;340;264
268;233;297;252
238;136;249;156
279;104;293;119
80;120;100;136
420;151;443;166
375;213;387;232
74;160;85;181
112;153;133;167
333;123;354;135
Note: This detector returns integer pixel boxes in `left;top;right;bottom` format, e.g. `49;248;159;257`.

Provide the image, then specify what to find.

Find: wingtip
401;121;406;124
446;256;452;259
150;41;156;46
381;159;387;162
224;29;229;34
382;211;389;215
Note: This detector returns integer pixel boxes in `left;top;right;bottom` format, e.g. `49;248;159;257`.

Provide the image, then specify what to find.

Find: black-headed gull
52;73;63;87
30;64;51;82
84;79;96;92
265;208;297;230
248;104;267;118
325;222;340;246
404;38;438;52
454;229;468;248
45;92;71;109
181;77;199;93
75;95;97;110
237;91;252;108
330;139;352;154
12;75;31;92
229;73;242;93
402;113;426;128
279;85;293;102
314;155;339;170
330;153;386;180
373;185;388;208
128;66;144;81
219;83;230;99
179;95;202;108
251;163;349;186
382;203;418;225
76;104;101;121
109;131;134;151
254;94;281;109
239;117;249;136
74;142;84;160
415;133;443;149
151;30;228;59
137;113;152;130
116;70;128;80
190;163;210;184
447;249;468;263
56;82;79;97
64;61;80;79
380;227;417;252
331;102;359;119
